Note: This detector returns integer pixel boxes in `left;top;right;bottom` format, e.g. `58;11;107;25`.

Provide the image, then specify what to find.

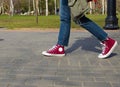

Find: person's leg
75;16;108;41
75;16;118;59
42;0;71;57
57;0;71;46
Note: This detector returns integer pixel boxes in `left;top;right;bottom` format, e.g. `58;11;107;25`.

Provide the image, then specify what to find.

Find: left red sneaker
98;37;118;59
42;44;65;57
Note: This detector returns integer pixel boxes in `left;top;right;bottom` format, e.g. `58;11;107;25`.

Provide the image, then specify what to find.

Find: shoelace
48;45;58;52
100;42;108;54
101;43;106;54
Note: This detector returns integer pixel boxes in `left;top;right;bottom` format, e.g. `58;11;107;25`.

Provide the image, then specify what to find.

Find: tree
102;0;105;14
35;0;39;23
89;1;93;14
46;0;48;16
101;0;107;14
36;0;39;14
28;0;31;15
54;0;57;14
9;0;14;16
0;0;4;14
33;0;35;13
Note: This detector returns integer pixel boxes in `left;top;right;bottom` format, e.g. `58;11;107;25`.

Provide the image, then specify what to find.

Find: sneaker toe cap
98;54;108;59
42;51;50;56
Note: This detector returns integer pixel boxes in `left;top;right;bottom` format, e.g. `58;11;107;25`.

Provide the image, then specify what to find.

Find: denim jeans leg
57;0;71;46
76;16;108;41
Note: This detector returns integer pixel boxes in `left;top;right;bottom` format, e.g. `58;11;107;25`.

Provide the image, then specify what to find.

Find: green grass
0;14;119;30
0;15;60;29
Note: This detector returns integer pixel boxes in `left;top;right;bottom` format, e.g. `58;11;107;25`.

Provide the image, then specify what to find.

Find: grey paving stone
83;82;112;87
0;30;119;87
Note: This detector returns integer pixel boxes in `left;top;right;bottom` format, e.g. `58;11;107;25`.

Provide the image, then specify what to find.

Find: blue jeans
57;0;108;46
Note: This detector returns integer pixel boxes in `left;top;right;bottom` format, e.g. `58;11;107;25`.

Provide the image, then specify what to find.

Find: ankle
57;44;64;47
102;37;113;42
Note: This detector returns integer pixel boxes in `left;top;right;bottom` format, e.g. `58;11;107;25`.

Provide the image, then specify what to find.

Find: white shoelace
49;45;57;51
100;42;108;54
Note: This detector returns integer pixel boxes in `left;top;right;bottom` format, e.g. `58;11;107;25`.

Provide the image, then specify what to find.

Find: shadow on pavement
66;36;102;53
66;35;118;58
0;39;4;41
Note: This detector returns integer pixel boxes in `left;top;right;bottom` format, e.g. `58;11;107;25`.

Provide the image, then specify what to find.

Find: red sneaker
98;37;118;59
42;44;65;57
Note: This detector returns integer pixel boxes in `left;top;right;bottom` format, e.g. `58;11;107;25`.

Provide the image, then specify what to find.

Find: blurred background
0;0;120;16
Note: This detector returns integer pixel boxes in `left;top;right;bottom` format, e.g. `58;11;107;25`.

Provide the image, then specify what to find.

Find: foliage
0;0;59;15
0;0;120;15
117;0;120;12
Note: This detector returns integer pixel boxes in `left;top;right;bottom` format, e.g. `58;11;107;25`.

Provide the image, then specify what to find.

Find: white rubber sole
42;51;65;57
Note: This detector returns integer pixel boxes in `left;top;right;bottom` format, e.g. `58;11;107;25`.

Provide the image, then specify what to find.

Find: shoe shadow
106;53;117;59
66;36;101;53
0;39;4;41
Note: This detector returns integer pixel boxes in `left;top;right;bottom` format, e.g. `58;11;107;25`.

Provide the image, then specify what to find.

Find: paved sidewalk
0;30;120;87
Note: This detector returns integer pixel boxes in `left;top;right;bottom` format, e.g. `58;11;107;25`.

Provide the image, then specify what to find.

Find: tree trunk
105;0;107;14
28;0;31;15
46;0;48;16
89;1;93;14
35;0;39;23
36;0;39;15
54;0;57;15
33;0;35;14
0;0;4;14
102;0;105;14
10;0;14;16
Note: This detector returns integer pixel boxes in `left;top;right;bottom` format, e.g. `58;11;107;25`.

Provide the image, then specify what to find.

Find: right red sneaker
98;37;118;59
42;44;65;57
